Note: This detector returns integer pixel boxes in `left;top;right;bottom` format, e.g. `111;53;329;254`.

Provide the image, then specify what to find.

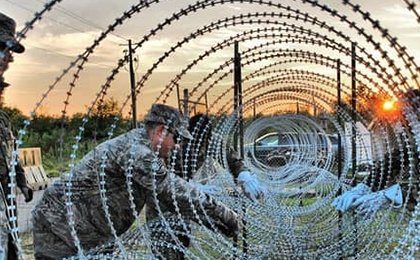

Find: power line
3;0;35;14
3;0;127;46
31;0;129;41
2;0;125;70
24;42;117;69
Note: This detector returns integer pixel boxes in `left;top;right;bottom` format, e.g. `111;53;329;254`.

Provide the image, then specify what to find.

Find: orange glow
374;98;401;121
382;100;395;111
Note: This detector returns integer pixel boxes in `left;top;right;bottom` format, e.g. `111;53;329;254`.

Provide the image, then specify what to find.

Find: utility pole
234;41;244;158
351;42;357;184
128;39;137;129
234;41;247;256
337;59;342;186
204;92;209;114
351;42;358;260
183;89;189;118
176;83;181;112
253;97;256;120
337;58;343;260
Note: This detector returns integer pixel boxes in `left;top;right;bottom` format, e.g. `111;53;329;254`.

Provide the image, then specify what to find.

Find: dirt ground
20;232;34;260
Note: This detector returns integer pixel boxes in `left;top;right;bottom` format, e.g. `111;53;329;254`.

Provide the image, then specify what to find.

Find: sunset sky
1;0;420;118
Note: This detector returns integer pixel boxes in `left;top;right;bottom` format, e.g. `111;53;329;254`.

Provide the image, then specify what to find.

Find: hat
144;104;193;140
0;13;25;53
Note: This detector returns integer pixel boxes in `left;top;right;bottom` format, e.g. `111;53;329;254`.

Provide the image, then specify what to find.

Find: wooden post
128;39;137;129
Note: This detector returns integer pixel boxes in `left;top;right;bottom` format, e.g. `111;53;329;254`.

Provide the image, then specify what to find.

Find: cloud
25;30;118;56
227;5;242;11
18;30;128;74
380;4;420;29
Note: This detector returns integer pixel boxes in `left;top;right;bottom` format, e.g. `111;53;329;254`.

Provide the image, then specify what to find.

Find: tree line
1;98;131;176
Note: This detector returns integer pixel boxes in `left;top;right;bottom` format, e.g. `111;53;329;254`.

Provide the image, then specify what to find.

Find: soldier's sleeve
130;148;238;237
15;160;28;189
10;122;29;189
156;173;239;237
0;110;11;180
129;147;168;189
226;147;248;179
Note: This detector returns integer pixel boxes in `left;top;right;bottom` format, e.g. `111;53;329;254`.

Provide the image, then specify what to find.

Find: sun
382;100;396;111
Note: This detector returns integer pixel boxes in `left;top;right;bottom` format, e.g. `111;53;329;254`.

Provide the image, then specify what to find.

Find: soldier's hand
21;186;33;202
196;183;221;196
352;184;403;219
237;171;266;203
331;183;370;212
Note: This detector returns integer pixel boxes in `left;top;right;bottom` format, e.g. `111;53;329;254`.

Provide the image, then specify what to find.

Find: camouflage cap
144;103;193;140
0;12;25;53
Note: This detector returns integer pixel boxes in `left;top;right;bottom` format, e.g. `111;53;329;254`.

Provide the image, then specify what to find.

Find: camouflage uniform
367;122;419;211
0;11;29;260
32;124;238;259
145;150;247;260
0;110;30;260
145;114;247;260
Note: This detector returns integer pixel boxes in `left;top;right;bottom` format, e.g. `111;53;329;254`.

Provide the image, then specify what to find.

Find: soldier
332;89;420;219
0;12;33;260
32;104;239;260
176;113;266;200
146;113;266;260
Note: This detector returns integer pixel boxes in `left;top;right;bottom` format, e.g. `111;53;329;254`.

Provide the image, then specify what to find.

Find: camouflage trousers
0;195;18;260
32;213;78;260
0;196;7;260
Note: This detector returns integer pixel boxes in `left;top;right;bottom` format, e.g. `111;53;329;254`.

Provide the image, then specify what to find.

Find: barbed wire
2;0;420;259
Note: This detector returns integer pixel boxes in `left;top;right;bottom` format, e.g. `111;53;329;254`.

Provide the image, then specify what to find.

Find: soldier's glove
352;184;402;219
237;171;266;202
331;183;370;212
21;186;33;203
196;183;221;196
189;180;222;196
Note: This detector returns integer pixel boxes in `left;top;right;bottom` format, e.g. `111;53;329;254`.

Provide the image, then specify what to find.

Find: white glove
352;184;403;218
237;171;266;202
331;183;370;212
384;184;403;207
196;183;222;196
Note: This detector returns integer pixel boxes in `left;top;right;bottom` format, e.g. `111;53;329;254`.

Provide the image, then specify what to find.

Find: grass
16;209;415;259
